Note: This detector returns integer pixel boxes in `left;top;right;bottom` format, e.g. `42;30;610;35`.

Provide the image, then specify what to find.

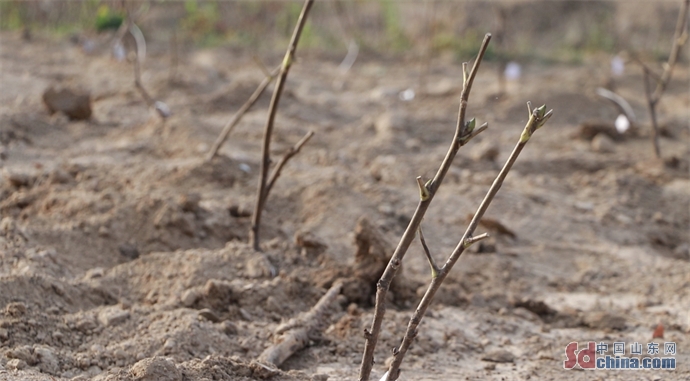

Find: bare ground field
0;26;689;381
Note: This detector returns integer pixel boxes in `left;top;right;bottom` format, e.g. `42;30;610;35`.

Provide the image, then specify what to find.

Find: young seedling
358;34;553;381
359;33;491;381
634;0;689;158
249;0;315;251
384;102;552;381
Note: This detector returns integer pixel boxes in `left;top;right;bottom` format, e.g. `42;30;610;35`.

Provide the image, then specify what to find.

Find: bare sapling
205;60;281;162
383;102;552;381
359;33;492;381
636;0;689;158
359;33;554;381
249;0;315;251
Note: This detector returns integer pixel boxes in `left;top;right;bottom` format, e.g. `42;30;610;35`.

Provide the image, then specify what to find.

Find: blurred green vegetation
0;0;680;65
180;0;221;46
432;29;497;62
379;0;411;52
95;5;124;32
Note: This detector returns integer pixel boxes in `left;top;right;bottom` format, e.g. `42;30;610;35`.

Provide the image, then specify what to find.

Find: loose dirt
0;30;688;381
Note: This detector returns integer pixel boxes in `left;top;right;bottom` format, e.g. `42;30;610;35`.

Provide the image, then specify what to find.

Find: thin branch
463;232;490;248
120;7;170;120
258;280;343;367
643;68;662;158
168;28;178;84
264;130;315;198
595;87;636;126
385;104;553;381
205;65;280;162
628;53;662;83
651;0;689;102
417;225;439;278
249;0;315;252
358;33;492;381
632;0;689;158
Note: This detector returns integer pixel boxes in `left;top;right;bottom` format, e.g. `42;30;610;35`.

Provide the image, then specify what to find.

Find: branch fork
358;33;555;381
358;33;493;381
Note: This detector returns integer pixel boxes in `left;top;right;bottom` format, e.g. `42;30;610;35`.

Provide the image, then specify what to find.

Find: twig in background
385;103;552;381
168;28;178;84
249;0;315;252
205;63;280;162
119;6;171;120
635;0;689;158
258;280;343;367
331;0;359;89
595;87;636;134
358;33;492;381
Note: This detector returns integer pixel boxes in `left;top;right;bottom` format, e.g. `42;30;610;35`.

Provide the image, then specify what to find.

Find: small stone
249;360;280;379
5;302;27;317
245;255;276;278
6;359;27;371
3;169;35;188
198;308;220;323
220;321;238;335
90;344;106;354
513;298;557;318
294;231;327;250
591;133;615;153
0;218;17;236
404;138;421;151
118;243;140;260
98;307;130;327
129;356;181;381
113;349;127;360
178;193;201;213
76;354;91;369
0;328;8;341
673;243;689;260
180;289;200;307
42;85;92;120
228;204;251;218
74;316;98;333
85;267;105;279
311;374;329;381
52;331;64;341
163;339;176;351
98;226;110;237
482;349;515;363
584;312;626;331
483;363;496;370
86;365;102;376
6;346;35;364
49;168;73;184
574;201;594;211
35;345;59;374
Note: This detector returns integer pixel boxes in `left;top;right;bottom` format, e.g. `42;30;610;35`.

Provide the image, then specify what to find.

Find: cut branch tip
416;176;430;201
417;225;439;278
464;232;490;248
